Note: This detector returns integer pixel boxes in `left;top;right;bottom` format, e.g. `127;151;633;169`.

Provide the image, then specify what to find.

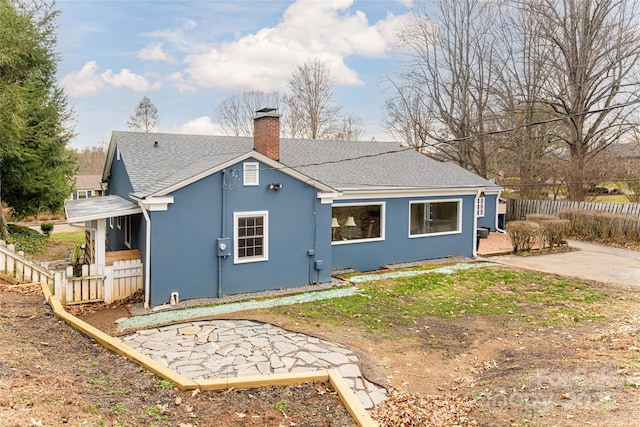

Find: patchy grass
50;229;84;245
585;194;630;203
273;267;608;334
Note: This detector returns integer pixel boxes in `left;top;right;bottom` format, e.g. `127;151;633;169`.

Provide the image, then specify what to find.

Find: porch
63;195;145;305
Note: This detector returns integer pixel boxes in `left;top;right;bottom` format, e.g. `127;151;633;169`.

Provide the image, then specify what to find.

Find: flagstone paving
119;319;387;409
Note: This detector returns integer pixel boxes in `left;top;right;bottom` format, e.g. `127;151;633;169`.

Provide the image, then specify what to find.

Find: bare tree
529;0;640;200
384;80;433;152
493;4;561;197
390;0;500;179
285;58;341;140
216;91;282;136
334;113;364;141
74;145;108;174
127;96;160;133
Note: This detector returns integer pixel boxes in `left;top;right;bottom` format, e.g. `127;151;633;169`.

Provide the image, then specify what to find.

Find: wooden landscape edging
40;282;378;427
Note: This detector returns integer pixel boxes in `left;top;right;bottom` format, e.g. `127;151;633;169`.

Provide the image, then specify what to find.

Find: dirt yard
0;285;356;427
2;269;640;426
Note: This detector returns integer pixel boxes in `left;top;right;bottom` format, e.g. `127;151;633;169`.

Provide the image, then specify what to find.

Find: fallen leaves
371;390;478;427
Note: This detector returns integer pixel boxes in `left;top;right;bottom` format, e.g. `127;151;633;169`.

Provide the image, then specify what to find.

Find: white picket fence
0;241;55;286
0;240;142;305
54;260;143;305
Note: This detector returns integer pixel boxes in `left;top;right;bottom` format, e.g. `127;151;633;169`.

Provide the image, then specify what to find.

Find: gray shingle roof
109;131;499;197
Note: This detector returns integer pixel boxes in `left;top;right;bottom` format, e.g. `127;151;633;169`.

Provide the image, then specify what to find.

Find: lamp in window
331;217;340;240
344;216;357;227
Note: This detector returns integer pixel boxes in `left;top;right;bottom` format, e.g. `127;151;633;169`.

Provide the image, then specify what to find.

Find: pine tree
127;96;160;133
0;0;76;238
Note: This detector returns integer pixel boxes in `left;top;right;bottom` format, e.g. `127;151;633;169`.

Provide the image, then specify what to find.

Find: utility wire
279;98;640;170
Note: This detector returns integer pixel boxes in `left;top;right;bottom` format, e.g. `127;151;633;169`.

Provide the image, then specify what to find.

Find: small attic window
243;162;259;186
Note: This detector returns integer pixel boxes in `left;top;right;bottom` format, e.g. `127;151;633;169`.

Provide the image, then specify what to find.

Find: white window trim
109;217;113;229
331;202;385;245
124;216;131;248
477;195;485;218
116;216;122;230
408;198;463;238
243;162;259;186
234;210;269;264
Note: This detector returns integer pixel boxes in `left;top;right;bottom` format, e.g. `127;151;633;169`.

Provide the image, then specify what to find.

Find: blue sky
55;0;416;149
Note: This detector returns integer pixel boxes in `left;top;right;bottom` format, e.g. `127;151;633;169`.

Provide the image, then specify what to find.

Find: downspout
495;195;506;233
218;170;226;298
309;191;318;284
473;189;481;258
139;203;152;309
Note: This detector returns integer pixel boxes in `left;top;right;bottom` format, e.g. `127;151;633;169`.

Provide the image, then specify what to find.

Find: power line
282;99;640;170
422;98;640;146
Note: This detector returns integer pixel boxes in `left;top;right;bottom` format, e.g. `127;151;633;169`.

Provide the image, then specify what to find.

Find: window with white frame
409;200;461;237
76;190;91;199
243;162;259;186
331;203;384;244
234;211;268;263
477;195;485;217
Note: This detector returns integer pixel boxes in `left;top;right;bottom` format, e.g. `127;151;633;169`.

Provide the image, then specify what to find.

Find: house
65;110;501;308
70;174;104;200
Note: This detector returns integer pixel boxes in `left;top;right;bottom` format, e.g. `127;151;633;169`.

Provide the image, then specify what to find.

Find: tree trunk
0;170;8;240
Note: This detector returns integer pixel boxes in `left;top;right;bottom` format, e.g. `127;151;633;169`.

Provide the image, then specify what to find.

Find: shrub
541;219;570;248
40;223;54;236
558;209;640;244
525;214;557;223
506;221;540;253
6;224;48;254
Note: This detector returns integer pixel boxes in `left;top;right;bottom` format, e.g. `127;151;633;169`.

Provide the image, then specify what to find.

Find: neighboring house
65;110;501;308
70;174;104;200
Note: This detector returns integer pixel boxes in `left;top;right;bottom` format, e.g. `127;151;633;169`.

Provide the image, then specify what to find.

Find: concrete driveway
491;240;640;286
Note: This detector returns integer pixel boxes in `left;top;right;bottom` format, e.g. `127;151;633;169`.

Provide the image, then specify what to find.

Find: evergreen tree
0;0;76;237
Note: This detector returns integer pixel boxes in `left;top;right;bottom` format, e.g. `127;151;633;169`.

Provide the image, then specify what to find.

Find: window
243;162;259;186
331;203;384;244
409;200;461;237
234;211;268;263
477;195;485;217
124;216;131;248
76;190;91;199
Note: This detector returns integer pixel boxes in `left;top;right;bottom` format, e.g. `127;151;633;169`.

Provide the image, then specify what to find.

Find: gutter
130;195;152;309
495;196;506;234
473;189;481;257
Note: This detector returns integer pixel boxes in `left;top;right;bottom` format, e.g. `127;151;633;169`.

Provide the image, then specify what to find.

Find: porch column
95;218;106;266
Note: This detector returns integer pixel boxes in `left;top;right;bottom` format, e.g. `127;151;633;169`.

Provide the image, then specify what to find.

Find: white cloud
182;0;405;92
61;61;105;97
177;116;225;135
169;72;197;94
138;42;176;63
396;0;414;7
101;69;162;92
62;62;162;96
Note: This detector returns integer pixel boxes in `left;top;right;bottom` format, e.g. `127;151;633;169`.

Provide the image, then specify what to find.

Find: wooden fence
0;240;54;286
507;199;640;221
54;259;143;305
0;240;142;305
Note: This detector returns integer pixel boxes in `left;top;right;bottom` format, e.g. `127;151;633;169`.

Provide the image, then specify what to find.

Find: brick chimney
253;108;281;161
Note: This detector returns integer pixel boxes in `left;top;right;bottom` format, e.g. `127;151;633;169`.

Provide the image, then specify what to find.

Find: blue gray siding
105;148;141;252
332;195;476;272
477;194;498;231
146;158;332;306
